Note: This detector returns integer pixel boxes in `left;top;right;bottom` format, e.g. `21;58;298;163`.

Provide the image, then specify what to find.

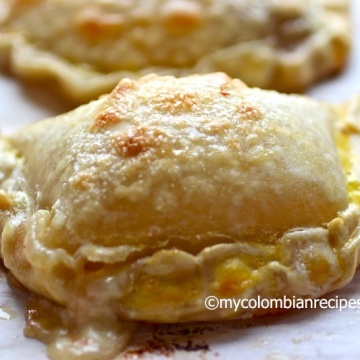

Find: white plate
1;1;360;359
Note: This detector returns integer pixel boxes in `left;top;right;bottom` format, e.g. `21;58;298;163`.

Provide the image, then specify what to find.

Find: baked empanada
1;73;360;360
0;0;350;103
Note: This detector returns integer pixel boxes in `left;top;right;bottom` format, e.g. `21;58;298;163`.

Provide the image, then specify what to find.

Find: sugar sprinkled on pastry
0;0;350;103
1;73;360;359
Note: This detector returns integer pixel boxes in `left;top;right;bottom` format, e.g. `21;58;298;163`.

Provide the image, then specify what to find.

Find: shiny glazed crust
0;0;351;103
1;73;360;359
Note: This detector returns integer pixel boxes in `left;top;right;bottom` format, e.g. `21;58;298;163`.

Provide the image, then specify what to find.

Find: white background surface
1;1;360;359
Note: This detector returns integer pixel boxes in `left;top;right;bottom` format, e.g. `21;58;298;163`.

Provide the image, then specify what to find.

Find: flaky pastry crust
1;73;360;359
0;0;351;103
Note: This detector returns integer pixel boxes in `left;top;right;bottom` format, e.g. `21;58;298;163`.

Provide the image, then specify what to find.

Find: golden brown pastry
1;73;360;359
0;0;350;103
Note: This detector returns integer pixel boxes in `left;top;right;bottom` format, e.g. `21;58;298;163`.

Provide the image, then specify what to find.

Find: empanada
0;0;350;103
1;72;360;360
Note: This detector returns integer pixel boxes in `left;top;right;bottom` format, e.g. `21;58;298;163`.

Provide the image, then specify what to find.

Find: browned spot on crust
117;132;148;157
152;92;198;114
219;84;232;97
161;1;202;35
92;110;121;131
112;127;170;157
75;7;125;42
220;90;230;97
112;78;138;99
92;79;137;131
238;103;262;121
